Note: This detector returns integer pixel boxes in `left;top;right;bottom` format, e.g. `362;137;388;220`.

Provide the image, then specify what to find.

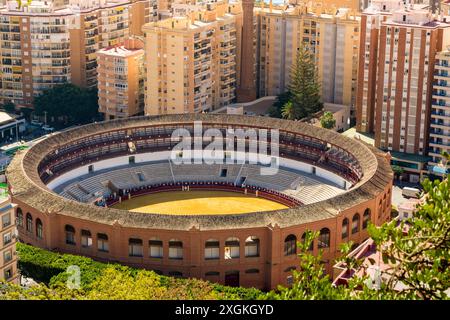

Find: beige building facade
97;37;145;119
0;196;18;284
143;1;242;115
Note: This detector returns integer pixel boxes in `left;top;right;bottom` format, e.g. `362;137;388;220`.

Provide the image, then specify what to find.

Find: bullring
6;114;393;289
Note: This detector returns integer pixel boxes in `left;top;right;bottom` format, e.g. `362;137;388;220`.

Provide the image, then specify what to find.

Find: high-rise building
255;3;360;112
97;37;145;119
429;49;450;173
0;0;151;109
143;1;242;114
0;196;18;284
356;0;450;156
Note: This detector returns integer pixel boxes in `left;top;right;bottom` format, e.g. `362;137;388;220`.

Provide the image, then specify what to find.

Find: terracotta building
7;114;393;289
356;0;450;156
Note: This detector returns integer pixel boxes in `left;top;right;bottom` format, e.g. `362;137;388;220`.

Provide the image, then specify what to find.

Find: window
149;238;163;258
1;213;11;228
245;269;259;274
342;218;349;239
169;239;183;259
245;236;259;257
4;268;13;280
81;230;92;248
129;238;143;257
363;209;371;229
352;214;360;234
318;228;330;249
97;233;109;252
3;232;11;246
26;213;32;232
284;234;297;256
205;271;220;276
204;239;219;260
168;271;183;277
16;208;23;227
224;237;240;259
88;165;94;173
3;250;12;263
129;156;135;164
65;225;75;245
36;219;43;239
301;232;314;251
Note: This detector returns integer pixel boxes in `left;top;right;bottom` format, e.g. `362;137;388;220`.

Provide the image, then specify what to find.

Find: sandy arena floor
112;190;288;215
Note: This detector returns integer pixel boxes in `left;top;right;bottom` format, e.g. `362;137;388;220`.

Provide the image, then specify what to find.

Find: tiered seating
171;163;220;182
242;165;298;191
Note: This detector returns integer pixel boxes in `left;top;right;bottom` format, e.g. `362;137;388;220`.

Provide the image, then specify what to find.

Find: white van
402;187;420;199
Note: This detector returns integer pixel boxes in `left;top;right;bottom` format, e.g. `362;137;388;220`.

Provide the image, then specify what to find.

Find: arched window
36;219;43;239
301;232;313;251
16;208;23;228
363;209;371;229
65;225;75;245
284;234;297;256
81;230;92;248
26;213;32;232
97;233;109;252
205;239;219;260
245;269;259;274
352;213;360;234
129;238;143;257
318;228;330;248
224;237;240;259
342;218;349;239
149;237;163;258
245;236;259;257
169;239;183;259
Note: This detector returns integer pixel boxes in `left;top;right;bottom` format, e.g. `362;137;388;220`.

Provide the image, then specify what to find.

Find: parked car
30;120;43;126
402;187;421;199
42;125;54;132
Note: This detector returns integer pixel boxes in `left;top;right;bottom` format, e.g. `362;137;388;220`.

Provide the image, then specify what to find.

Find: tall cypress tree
288;45;323;119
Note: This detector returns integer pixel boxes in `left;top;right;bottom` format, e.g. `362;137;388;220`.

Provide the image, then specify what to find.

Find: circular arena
6;114;393;289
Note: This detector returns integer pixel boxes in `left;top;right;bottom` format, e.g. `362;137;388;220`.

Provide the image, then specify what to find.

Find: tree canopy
34;83;99;127
320;111;336;129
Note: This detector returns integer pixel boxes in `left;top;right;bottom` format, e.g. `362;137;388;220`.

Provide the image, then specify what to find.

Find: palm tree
281;101;296;120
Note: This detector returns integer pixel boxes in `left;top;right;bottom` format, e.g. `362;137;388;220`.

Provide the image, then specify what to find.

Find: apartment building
143;1;242;115
97;37;145;119
0;0;150;109
0;196;18;284
429;49;450;173
356;0;450;157
255;3;360;112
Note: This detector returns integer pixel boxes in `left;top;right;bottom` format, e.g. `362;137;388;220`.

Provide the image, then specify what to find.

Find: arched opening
224;237;240;259
342;218;349;239
65;225;75;245
284;234;297;256
97;233;109;252
352;213;360;234
81;229;92;248
36;219;43;239
225;270;239;287
169;239;183;259
16;208;23;228
244;236;259;257
128;238;143;257
26;213;32;232
318;228;330;249
363;209;371;229
149;237;163;258
204;239;220;260
301;232;313;251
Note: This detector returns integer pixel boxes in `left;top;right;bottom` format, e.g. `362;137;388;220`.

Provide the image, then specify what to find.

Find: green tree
391;165;404;180
268;91;292;118
281;101;297;120
34;83;99;127
288;45;323;119
2;102;16;113
320;111;336;129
